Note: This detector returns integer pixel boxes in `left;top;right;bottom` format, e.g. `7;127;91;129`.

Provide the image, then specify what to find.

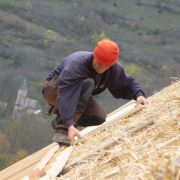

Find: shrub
125;64;140;76
91;31;108;45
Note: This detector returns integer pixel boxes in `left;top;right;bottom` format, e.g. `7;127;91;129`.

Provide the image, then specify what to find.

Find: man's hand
136;96;148;106
68;125;81;143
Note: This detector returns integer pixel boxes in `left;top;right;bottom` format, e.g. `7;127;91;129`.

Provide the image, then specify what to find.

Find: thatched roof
0;80;179;180
59;80;180;179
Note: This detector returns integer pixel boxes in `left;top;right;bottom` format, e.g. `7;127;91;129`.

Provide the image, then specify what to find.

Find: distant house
13;79;40;116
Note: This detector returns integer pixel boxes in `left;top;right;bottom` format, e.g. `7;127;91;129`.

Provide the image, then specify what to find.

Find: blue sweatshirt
46;51;145;127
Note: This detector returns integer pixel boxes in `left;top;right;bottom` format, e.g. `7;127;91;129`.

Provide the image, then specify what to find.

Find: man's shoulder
60;51;93;75
64;51;93;67
69;51;93;60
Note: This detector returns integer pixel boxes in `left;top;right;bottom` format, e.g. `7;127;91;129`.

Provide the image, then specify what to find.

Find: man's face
93;58;111;74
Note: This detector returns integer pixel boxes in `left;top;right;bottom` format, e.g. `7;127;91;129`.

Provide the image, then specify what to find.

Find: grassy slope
0;0;180;111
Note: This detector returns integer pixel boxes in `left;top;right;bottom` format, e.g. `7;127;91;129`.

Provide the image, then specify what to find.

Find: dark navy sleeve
108;63;145;100
57;68;83;127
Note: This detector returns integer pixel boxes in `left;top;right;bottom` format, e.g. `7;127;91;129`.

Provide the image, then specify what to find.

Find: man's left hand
136;96;148;106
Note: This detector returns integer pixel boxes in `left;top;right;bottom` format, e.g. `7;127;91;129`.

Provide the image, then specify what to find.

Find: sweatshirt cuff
134;90;145;100
64;119;74;128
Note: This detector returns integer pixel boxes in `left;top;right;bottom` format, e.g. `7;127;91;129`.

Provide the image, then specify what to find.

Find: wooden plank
11;146;66;180
5;163;38;180
37;175;50;180
40;146;73;179
43;146;67;172
20;176;30;180
31;144;60;178
0;143;58;180
107;100;135;117
11;146;67;180
80;101;140;137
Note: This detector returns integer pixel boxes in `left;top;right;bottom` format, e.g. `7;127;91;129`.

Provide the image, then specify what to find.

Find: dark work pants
42;78;106;128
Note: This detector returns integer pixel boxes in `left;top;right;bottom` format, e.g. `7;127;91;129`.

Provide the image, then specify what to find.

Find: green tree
91;31;108;45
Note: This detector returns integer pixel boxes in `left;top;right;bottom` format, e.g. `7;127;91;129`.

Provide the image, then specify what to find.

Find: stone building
13;79;40;116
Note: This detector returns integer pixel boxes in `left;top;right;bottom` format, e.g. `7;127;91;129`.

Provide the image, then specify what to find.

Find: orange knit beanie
94;39;120;66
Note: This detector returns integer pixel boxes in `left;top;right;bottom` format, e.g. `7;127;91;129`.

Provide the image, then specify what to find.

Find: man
42;39;147;145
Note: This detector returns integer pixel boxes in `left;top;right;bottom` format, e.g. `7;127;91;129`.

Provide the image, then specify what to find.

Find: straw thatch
59;80;180;180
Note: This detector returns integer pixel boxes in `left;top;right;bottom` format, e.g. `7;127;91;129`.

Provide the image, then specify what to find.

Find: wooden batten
42;146;73;179
80;100;137;136
32;144;60;178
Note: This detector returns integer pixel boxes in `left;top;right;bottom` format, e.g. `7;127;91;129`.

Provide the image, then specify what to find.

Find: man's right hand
68;125;81;143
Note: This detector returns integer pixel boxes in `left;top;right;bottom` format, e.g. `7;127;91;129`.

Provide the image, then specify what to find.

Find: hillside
0;0;180;110
0;0;180;170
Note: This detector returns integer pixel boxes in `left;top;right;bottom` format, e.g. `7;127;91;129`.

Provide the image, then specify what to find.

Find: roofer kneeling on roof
42;39;148;145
